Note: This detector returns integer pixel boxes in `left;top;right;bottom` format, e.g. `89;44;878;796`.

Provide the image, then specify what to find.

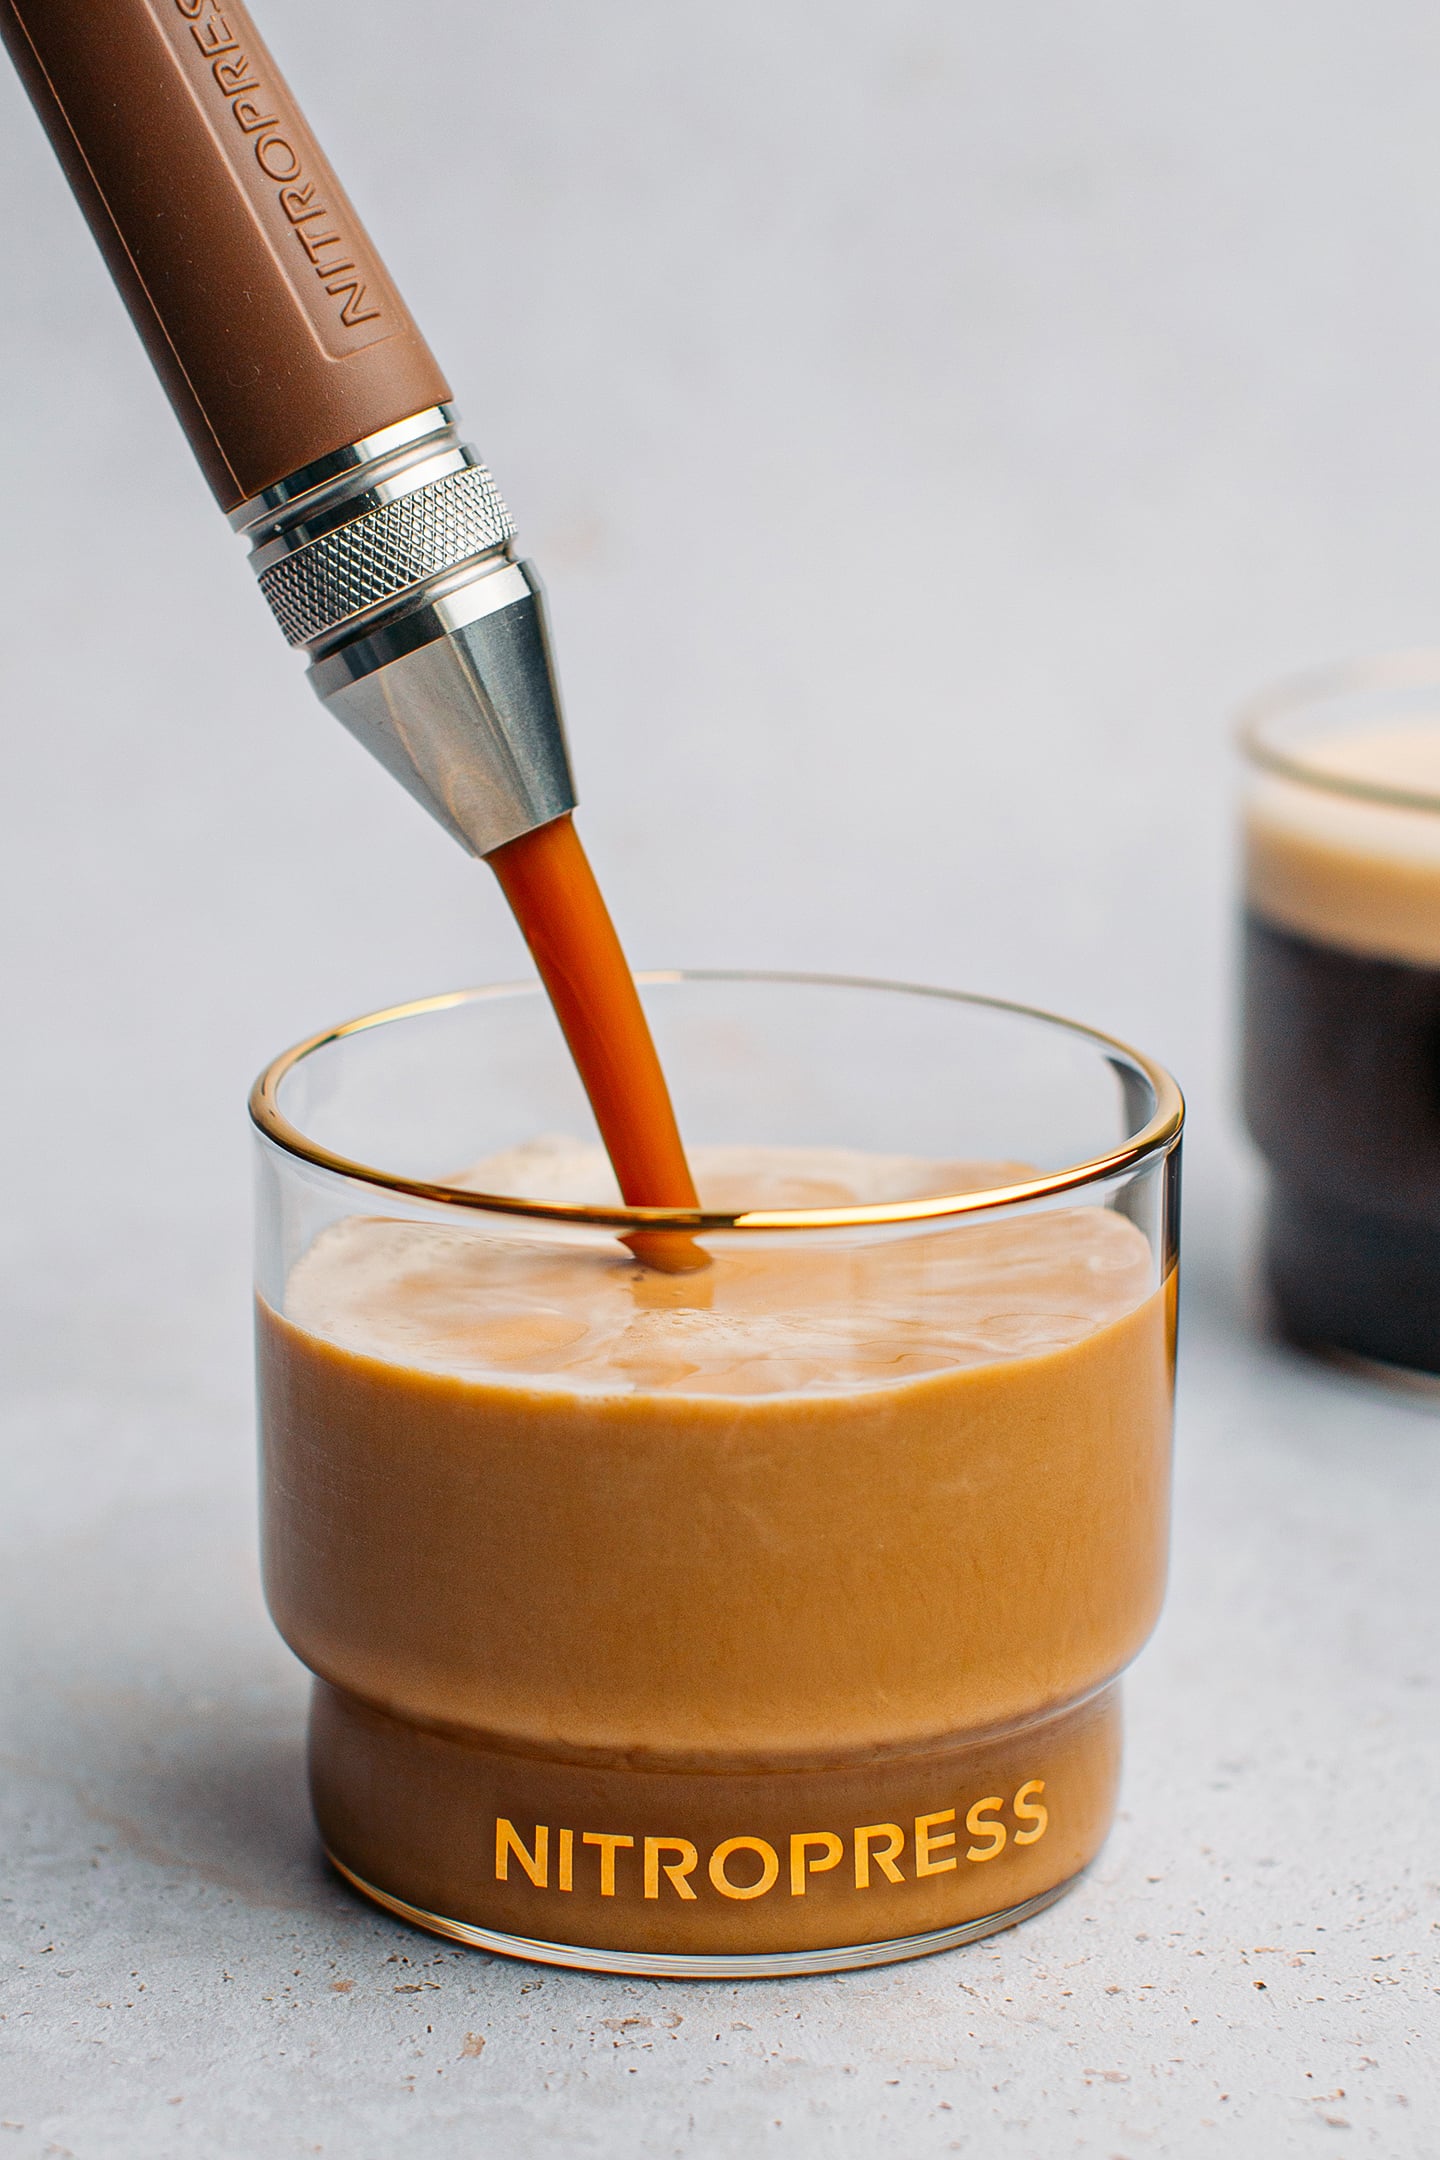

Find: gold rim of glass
249;970;1185;1233
1238;649;1440;815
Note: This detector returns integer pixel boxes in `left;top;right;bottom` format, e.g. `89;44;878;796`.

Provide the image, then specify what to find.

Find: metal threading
249;972;1186;1234
257;465;514;647
235;406;517;654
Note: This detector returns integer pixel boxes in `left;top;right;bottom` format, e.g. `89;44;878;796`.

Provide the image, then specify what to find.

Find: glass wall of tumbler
253;973;1183;1976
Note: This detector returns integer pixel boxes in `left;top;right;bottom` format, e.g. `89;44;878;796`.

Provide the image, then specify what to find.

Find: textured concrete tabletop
4;1281;1437;2158
2;0;1439;2151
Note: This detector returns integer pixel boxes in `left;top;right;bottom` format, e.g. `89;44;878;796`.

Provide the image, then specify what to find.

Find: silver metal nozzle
231;407;576;856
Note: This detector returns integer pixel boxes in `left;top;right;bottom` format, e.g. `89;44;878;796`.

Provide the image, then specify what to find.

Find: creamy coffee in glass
252;974;1182;1975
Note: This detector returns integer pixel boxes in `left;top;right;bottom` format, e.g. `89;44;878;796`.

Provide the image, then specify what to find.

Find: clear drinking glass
252;972;1183;1976
1241;654;1440;1373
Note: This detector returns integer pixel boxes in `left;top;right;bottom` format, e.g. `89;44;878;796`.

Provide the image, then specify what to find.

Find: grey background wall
6;11;1440;2153
5;0;1440;1319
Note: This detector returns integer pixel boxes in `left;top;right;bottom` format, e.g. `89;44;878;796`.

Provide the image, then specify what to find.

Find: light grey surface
1;0;1438;2152
4;1295;1437;2157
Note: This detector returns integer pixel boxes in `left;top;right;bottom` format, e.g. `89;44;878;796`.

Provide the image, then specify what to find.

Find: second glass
252;973;1182;1975
1241;654;1440;1373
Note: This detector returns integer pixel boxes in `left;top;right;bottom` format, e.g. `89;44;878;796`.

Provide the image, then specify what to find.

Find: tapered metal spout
233;406;575;855
3;0;576;858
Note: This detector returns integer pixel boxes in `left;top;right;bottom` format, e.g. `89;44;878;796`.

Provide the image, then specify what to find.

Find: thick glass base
325;1849;1082;1976
309;1679;1121;1968
1266;1181;1440;1375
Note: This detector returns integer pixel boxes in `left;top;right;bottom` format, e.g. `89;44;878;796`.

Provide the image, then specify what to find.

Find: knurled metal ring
258;464;516;647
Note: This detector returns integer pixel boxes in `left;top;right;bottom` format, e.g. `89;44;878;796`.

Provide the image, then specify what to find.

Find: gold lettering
557;1826;574;1891
335;281;383;327
494;1818;548;1887
853;1823;905;1889
1012;1781;1048;1846
708;1836;779;1901
789;1832;843;1896
191;13;238;58
643;1837;699;1900
255;135;302;184
965;1797;1007;1863
232;96;279;134
914;1808;957;1877
582;1832;634;1897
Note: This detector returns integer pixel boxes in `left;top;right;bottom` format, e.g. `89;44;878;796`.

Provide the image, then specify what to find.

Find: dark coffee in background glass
1241;655;1440;1374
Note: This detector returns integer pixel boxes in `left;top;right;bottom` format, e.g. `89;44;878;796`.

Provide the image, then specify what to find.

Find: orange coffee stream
488;814;706;1272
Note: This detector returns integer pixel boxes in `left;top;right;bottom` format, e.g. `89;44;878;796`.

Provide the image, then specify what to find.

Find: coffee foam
1245;720;1440;963
283;1143;1154;1399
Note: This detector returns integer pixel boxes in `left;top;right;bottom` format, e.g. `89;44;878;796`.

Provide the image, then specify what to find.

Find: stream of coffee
488;813;706;1271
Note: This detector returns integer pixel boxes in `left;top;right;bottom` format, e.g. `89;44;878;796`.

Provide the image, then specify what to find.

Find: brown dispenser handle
3;0;578;865
1;0;451;510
